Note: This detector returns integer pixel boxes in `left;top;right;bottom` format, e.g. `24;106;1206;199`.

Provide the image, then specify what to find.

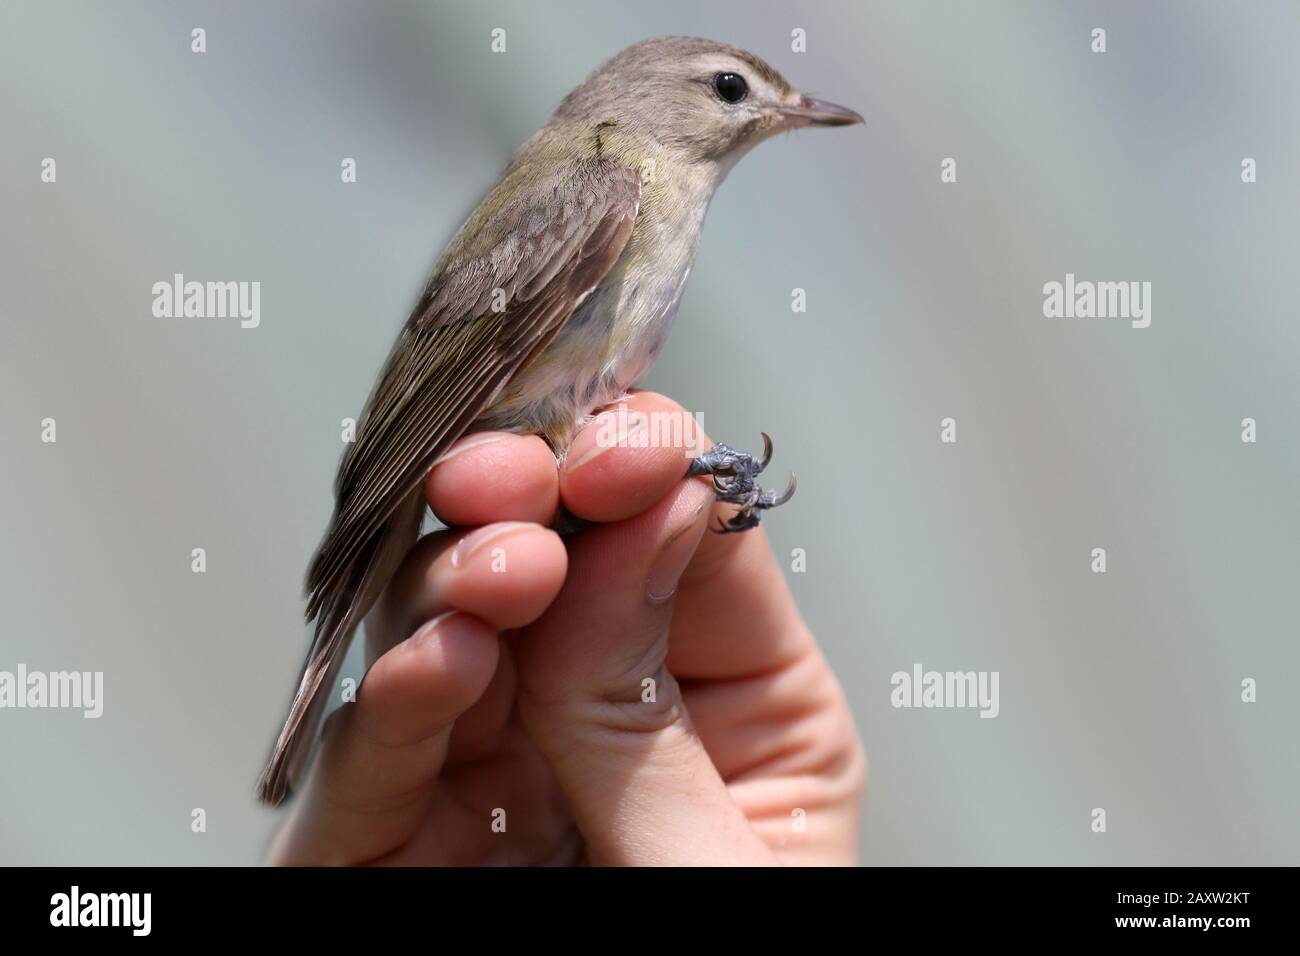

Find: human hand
269;391;864;865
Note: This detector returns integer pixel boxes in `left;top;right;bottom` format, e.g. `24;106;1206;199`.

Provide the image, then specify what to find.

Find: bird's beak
779;95;864;128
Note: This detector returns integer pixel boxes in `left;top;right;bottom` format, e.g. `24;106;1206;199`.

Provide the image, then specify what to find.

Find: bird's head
551;36;862;169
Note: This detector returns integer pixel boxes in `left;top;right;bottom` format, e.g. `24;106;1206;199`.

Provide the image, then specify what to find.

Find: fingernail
566;409;648;472
645;484;712;604
405;610;466;650
434;432;512;466
449;521;534;569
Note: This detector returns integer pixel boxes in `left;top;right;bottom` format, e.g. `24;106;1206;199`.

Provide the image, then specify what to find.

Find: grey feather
256;159;640;805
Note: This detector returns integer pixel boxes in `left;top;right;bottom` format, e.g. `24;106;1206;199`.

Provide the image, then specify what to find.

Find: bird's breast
480;177;713;451
568;198;704;394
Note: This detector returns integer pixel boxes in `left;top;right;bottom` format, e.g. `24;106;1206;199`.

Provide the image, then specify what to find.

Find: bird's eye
713;72;748;104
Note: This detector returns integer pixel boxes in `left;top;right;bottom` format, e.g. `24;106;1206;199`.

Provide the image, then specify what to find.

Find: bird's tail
256;491;425;806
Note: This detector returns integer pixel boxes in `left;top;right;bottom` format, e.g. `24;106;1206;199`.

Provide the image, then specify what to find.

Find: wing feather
259;158;639;803
304;158;639;618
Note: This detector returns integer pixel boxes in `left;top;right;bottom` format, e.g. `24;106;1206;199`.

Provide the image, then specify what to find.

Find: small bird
258;36;861;805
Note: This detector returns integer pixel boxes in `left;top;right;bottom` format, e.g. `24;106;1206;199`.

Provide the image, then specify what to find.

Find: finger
268;611;498;866
560;391;812;680
271;524;568;865
363;521;568;769
425;431;559;527
560;391;705;523
366;522;567;662
666;525;815;681
513;478;775;866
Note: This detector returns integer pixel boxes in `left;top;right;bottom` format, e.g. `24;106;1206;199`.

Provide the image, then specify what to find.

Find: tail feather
257;491;425;806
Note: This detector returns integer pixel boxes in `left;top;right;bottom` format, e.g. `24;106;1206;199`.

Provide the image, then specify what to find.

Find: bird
257;36;862;805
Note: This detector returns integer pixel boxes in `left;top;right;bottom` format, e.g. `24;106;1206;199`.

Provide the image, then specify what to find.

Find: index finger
559;391;706;522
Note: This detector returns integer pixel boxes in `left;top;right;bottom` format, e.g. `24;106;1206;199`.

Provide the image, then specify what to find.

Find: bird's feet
686;432;797;533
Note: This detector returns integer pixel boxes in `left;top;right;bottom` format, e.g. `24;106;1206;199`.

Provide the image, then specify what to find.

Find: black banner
0;866;1282;940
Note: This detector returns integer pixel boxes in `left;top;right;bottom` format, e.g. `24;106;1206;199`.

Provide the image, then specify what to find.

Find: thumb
513;478;774;866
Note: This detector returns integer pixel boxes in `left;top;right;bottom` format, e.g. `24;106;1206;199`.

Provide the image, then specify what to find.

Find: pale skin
269;391;865;866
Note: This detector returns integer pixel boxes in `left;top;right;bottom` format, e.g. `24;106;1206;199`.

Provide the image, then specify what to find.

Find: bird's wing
306;156;641;619
257;158;639;804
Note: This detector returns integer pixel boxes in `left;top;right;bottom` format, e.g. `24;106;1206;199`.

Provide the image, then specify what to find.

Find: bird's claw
686;433;796;533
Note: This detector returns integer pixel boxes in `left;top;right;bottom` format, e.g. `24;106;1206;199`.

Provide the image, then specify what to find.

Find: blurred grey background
2;0;1297;865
